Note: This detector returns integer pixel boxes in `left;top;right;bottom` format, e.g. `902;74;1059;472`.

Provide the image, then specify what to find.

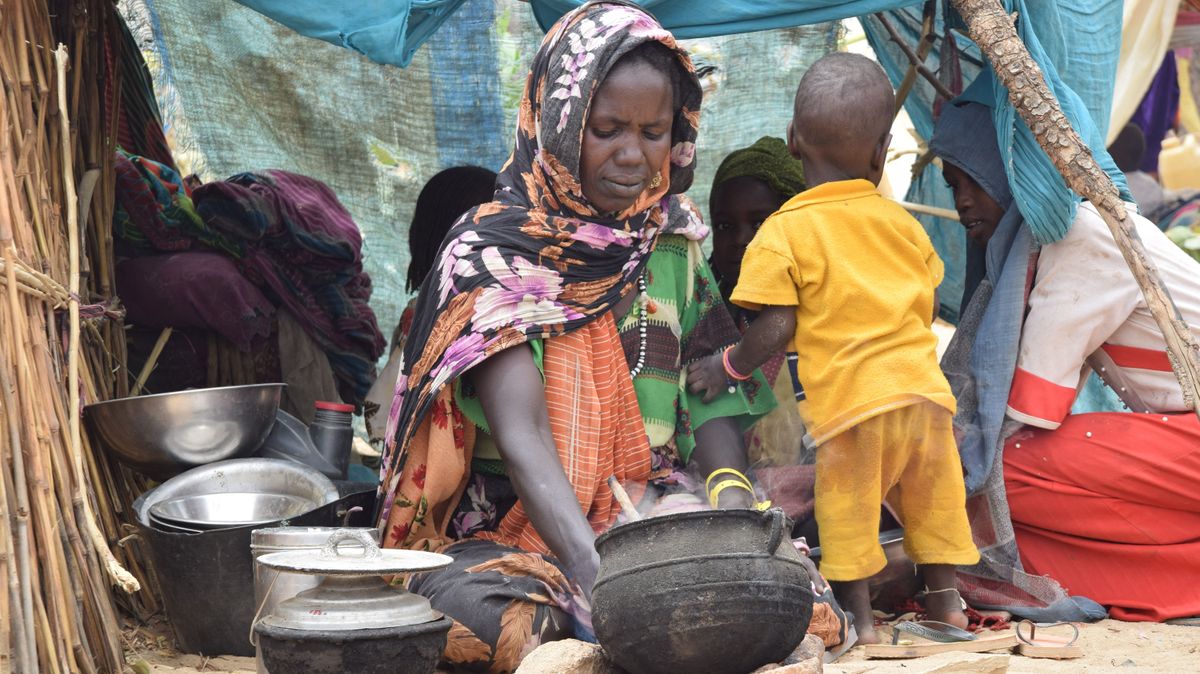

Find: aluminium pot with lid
256;529;451;632
253;530;454;674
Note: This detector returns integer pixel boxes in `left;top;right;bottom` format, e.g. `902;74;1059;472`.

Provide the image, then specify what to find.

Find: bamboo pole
951;0;1200;417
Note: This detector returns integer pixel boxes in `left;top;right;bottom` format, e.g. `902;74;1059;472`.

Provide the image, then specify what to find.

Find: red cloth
1004;412;1200;622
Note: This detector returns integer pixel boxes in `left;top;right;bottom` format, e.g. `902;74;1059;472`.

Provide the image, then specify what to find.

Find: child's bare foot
853;610;881;645
924;589;970;630
920;563;970;630
832;579;880;645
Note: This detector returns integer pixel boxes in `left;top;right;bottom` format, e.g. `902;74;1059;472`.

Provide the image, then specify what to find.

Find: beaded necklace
628;271;649;379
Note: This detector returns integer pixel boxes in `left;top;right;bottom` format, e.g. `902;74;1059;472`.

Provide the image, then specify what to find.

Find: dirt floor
827;620;1199;674
127;618;1198;673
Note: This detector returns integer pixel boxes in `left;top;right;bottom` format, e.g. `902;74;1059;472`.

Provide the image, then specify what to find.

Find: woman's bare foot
920;564;970;630
832;579;880;645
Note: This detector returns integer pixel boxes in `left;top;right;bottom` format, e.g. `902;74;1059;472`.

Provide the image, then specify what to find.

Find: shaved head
790;53;895;181
794;53;894;146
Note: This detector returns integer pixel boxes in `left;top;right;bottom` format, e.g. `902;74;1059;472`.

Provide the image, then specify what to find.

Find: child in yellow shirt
688;53;979;645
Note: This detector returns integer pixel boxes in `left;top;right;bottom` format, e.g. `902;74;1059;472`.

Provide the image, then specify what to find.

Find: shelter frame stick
951;0;1200;417
888;0;939;116
875;11;955;103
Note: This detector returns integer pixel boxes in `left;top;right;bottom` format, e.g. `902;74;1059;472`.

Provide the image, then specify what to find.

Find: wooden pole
875;11;954;104
130;327;172;397
950;0;1200;417
891;0;938;116
55;44;139;595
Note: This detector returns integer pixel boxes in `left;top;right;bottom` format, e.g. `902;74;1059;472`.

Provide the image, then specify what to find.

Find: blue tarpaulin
230;0;923;66
530;1;923;36
232;0;470;67
233;0;1128;248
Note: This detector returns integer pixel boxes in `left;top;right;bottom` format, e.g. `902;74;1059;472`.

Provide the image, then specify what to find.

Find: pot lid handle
320;529;383;561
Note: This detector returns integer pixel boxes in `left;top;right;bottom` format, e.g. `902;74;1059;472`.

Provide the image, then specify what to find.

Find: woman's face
710;176;784;288
942;162;1005;248
580;62;674;215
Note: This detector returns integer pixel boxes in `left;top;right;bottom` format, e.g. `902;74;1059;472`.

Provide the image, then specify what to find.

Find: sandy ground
126;618;1198;673
828;620;1199;674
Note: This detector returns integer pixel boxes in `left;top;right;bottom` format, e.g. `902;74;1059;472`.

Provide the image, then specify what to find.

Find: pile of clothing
114;149;384;403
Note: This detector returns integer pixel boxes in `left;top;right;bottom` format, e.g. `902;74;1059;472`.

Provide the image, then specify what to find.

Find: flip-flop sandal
1015;620;1082;659
864;620;1018;659
822;606;857;664
1165;616;1200;627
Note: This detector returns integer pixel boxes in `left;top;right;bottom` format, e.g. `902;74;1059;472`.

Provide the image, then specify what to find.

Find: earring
649;172;662;189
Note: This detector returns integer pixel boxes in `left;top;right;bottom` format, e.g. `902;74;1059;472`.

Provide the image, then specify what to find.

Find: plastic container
1159;134;1200;191
310;401;354;479
255;409;346;480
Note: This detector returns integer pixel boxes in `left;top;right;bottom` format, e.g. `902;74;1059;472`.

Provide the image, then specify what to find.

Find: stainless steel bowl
84;384;285;479
134;458;340;528
150;492;315;529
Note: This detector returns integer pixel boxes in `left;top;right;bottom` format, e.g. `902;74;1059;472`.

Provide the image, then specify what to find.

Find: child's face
943;163;1005;248
710;177;785;289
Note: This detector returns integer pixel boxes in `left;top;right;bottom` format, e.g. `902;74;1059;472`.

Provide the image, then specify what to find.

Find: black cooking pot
255;615;451;674
592;508;813;674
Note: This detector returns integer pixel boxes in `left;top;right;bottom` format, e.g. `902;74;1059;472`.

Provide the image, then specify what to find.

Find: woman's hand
470;344;602;599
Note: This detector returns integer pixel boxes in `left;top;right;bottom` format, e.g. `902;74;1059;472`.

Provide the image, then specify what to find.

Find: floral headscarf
379;1;704;517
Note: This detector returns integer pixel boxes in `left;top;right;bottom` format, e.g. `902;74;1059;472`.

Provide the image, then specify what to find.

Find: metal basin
150;492;315;530
84;383;285;480
135;459;340;528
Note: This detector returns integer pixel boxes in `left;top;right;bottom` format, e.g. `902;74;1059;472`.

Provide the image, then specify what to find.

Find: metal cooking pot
250;526;381;674
592;508;814;674
253;531;453;674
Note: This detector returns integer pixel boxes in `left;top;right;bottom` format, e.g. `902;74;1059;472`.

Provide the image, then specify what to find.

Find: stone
752;634;825;673
515;639;625;674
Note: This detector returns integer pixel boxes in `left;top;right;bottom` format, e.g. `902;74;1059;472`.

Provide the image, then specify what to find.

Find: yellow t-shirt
731;179;955;445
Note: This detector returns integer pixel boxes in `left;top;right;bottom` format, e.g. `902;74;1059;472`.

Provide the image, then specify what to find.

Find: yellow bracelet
705;467;753;493
708;479;755;508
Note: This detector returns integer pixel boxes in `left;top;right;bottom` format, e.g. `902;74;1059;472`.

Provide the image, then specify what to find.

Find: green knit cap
711;136;806;200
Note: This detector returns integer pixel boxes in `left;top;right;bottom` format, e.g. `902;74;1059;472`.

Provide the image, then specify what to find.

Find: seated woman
931;100;1200;622
376;4;804;670
364;166;497;441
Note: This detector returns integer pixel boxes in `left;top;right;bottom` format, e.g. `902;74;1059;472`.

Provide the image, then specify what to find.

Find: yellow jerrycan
1158;134;1200;191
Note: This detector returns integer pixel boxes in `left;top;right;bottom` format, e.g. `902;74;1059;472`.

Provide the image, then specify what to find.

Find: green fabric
455;235;774;466
471;457;508;476
455;339;544;435
617;234;775;464
710;136;806;200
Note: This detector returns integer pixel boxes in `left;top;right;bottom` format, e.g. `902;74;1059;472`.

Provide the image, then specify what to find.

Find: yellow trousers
815;401;979;581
